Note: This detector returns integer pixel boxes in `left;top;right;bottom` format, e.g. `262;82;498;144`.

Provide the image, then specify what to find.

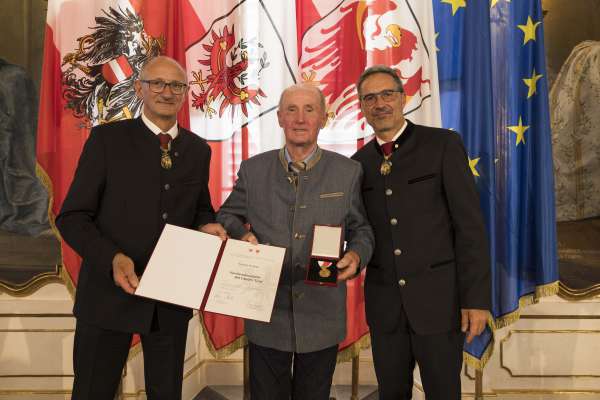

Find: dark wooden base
558;217;600;293
0;228;61;292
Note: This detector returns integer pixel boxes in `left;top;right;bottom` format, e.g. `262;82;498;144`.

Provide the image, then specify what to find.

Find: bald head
279;83;326;114
140;56;186;82
134;55;188;131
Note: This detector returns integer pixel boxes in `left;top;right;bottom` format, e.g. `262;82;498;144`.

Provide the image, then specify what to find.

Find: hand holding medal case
305;224;343;287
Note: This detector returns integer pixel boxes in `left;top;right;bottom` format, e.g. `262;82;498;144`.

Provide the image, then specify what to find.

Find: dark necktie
381;141;394;157
158;133;172;150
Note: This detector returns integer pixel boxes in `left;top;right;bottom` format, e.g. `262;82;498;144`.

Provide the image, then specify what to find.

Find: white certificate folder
135;224;286;322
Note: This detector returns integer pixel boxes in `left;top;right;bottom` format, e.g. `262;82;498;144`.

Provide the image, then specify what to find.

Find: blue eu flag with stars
433;0;558;368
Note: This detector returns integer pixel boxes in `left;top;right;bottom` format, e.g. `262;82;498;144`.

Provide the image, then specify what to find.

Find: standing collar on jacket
375;120;408;146
279;146;323;172
141;112;179;139
372;119;415;156
283;145;319;165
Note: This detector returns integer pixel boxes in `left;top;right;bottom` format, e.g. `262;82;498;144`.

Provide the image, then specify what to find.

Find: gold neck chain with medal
158;133;173;170
380;155;392;176
161;146;172;170
380;142;395;176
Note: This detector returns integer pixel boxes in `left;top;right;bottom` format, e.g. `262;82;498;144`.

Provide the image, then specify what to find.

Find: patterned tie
288;161;306;188
158;133;172;150
289;161;307;173
381;141;394;157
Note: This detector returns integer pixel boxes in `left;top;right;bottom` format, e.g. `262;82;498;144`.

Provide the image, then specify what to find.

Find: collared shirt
141;112;179;139
375;120;407;146
283;145;318;165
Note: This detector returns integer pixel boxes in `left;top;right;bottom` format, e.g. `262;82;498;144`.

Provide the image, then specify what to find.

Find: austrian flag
101;55;135;86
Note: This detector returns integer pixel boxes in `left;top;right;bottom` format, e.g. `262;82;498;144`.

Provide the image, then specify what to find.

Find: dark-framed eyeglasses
360;89;404;107
140;79;188;95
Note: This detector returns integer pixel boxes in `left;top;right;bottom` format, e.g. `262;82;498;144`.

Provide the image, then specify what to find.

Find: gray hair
278;83;326;113
356;65;404;95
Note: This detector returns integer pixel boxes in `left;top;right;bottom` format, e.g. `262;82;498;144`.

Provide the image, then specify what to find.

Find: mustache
371;107;393;116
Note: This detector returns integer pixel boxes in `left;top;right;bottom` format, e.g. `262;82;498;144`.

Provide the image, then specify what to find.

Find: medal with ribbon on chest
380;141;394;176
158;133;172;170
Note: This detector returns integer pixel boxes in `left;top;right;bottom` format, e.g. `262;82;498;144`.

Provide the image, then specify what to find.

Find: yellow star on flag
523;68;544;98
507;117;529;145
441;0;466;16
469;157;481;177
491;0;510;8
518;16;541;44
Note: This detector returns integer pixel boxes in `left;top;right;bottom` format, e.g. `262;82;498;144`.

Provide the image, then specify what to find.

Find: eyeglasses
360;89;403;107
141;79;188;95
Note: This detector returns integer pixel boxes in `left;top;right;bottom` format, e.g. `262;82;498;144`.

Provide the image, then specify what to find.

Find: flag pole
351;353;359;400
475;369;483;399
243;345;250;400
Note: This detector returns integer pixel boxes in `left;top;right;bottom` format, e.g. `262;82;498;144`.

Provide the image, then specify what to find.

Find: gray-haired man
217;83;374;400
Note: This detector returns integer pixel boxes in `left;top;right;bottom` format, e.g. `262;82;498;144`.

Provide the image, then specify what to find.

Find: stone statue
0;58;49;236
551;41;600;222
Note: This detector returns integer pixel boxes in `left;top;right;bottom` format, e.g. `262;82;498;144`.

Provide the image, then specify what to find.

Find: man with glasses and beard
352;65;491;399
57;56;226;400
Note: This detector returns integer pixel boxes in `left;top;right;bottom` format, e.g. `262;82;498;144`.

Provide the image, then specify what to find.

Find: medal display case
305;225;343;287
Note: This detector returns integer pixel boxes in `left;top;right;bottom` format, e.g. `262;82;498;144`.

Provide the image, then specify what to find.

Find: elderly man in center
217;83;374;400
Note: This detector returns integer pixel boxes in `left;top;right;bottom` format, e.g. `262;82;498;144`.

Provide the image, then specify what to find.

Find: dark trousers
249;341;338;400
370;310;464;400
71;317;188;400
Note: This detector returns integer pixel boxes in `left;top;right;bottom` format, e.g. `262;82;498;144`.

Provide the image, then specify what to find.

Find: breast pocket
407;173;437;184
406;172;441;213
314;192;347;224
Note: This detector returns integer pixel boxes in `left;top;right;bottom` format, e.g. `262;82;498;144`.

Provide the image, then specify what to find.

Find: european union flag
433;0;558;368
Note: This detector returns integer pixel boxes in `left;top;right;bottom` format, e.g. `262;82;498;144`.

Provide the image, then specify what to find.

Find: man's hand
336;250;360;281
112;253;138;295
461;309;489;343
199;223;228;240
241;231;259;244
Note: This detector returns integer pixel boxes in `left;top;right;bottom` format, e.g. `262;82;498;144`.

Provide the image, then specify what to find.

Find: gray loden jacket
217;147;374;353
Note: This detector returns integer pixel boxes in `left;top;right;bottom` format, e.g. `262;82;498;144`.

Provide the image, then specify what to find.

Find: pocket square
319;192;345;199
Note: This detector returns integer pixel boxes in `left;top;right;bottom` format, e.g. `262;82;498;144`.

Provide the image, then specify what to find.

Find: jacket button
385;189;392;196
390;218;398;226
399;279;406;287
162;212;168;220
394;249;402;256
164;183;170;190
293;292;304;300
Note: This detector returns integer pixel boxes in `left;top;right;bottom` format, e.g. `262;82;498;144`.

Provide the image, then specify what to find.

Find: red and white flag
295;0;441;356
38;0;441;360
298;0;441;149
38;0;184;288
184;0;299;356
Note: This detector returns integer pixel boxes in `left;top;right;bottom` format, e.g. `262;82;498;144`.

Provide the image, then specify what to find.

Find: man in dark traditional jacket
352;65;491;400
57;56;226;400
